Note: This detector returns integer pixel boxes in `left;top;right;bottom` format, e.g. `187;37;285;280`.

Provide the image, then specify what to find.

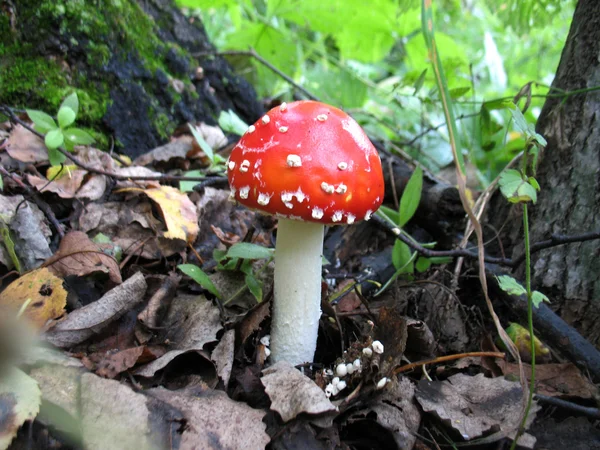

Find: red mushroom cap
227;101;384;225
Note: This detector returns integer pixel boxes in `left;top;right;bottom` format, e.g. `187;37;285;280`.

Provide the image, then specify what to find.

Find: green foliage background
177;0;575;184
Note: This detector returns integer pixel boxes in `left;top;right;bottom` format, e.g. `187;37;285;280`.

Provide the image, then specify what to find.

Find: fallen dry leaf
27;169;88;199
0;194;53;271
133;135;193;166
120;186;199;243
44;230;122;284
211;329;235;386
0;267;66;329
135;295;222;379
501;361;598;399
80;373;152;450
415;373;539;446
0;368;41;450
5;124;47;163
261;361;336;422
344;377;420;450
94;346;166;378
148;386;270;449
44;272;147;347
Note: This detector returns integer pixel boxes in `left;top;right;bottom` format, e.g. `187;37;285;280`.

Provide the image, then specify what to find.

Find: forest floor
0;108;599;450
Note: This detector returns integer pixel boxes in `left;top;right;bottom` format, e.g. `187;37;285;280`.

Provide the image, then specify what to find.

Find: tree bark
492;0;600;347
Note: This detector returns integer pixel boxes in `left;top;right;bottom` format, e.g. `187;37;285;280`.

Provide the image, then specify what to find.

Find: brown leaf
44;272;147;348
416;373;539;446
261;361;336;422
94;346;166;378
44;231;122;284
500;362;598;399
5;124;47;163
147;386;270;449
238;299;271;346
0;267;66;329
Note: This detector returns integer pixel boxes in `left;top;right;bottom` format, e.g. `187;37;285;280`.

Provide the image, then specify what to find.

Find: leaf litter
0;114;598;450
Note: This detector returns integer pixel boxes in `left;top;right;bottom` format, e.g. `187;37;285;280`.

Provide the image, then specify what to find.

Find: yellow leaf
119;186;199;243
0;268;67;329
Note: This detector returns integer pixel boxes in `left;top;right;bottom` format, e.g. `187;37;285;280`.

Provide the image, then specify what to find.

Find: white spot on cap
284;202;293;209
335;184;347;194
364;210;373;221
316;114;328;122
281;192;293;202
287;154;302;167
321;182;334;194
239;186;250;199
332;211;343;222
247;125;255;134
346;214;356;225
279;126;288;133
312;207;324;219
257;193;271;205
239;160;250;173
338;162;348;170
261;115;270;124
280;102;287;112
228;160;236;170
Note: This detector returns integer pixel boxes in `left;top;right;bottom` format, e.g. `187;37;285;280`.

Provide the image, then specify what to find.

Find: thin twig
393;351;506;375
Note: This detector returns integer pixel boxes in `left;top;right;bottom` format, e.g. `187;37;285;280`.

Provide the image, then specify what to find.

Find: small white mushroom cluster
362;339;384;357
260;335;271;358
324;358;361;398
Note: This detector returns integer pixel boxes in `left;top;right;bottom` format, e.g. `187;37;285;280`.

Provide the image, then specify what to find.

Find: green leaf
218;110;248;136
377;205;401;226
178;264;222;299
45;128;64;149
63;128;95;146
415;257;431;273
496;275;526;296
226;243;273;260
26;109;57;133
449;86;471;98
0;222;21;273
60;92;79;117
245;273;263;302
391;240;413;273
428;256;453;264
413;69;427;94
532;290;550;308
179;170;204;192
57;106;76;129
399;167;423;227
188;123;214;161
499;169;537;203
47;147;66;166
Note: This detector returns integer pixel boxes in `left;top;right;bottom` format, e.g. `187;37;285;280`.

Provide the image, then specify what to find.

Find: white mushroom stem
270;218;324;365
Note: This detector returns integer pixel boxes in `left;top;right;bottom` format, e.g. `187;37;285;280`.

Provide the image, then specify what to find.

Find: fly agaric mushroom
227;100;384;365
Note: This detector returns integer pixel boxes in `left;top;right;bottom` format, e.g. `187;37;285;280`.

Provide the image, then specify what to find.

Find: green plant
497;105;549;448
375;167;452;293
178;242;273;304
26;92;95;166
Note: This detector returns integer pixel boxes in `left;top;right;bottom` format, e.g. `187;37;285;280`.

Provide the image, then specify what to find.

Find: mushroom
227;100;384;365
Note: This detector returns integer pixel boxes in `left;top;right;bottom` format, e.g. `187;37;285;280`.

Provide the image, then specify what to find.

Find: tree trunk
0;0;264;157
494;0;600;347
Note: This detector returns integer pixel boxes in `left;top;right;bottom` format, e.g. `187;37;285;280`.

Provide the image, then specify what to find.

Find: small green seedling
27;92;95;166
375;166;452;294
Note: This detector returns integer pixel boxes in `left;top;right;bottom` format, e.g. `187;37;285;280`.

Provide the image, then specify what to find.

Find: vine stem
512;202;536;448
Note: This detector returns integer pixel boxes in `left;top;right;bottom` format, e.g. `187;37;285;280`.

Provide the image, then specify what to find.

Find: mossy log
0;0;263;157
